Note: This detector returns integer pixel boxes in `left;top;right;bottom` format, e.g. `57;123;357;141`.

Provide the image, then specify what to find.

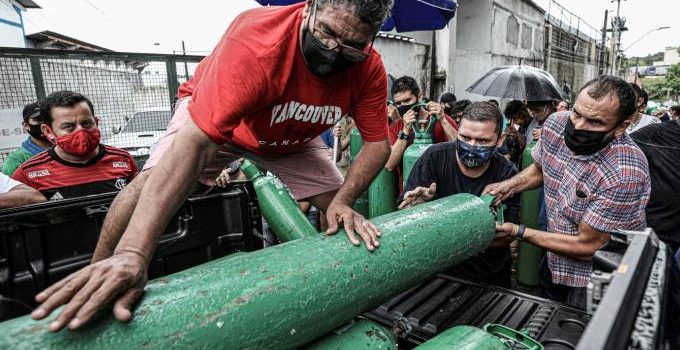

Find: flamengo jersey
179;3;389;155
12;145;138;200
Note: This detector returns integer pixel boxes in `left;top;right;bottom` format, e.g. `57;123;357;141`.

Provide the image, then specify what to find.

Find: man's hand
483;180;518;206
402;109;417;133
332;123;343;138
426;101;445;121
215;167;233;188
325;201;380;251
387;104;399;122
31;252;147;332
532;127;542;141
398;183;436;209
490;222;516;247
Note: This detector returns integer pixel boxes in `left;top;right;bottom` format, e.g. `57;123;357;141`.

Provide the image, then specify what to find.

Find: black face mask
397;103;417;118
27;123;47;140
301;28;355;78
456;139;497;168
563;118;617;155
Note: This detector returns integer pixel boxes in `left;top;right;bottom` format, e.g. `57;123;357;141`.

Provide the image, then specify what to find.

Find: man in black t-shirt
631;120;680;251
400;101;519;288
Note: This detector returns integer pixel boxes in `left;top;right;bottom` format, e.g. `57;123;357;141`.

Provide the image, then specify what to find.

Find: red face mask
48;127;101;157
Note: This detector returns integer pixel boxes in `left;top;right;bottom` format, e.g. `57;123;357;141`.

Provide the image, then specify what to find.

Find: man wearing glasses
32;0;393;332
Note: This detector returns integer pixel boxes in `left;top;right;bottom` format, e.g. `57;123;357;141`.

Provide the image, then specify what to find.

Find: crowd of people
0;0;673;339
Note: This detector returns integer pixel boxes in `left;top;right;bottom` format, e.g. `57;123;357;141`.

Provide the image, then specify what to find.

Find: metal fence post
166;58;179;107
29;57;46;100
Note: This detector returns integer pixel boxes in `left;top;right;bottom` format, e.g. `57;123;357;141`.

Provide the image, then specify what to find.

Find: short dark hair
318;0;393;29
22;101;41;123
630;83;648;107
460;101;503;138
440;92;457;105
670;105;680;115
504;100;527;118
487;99;499;107
579;76;637;123
451;99;472;115
40;91;95;126
391;76;420;98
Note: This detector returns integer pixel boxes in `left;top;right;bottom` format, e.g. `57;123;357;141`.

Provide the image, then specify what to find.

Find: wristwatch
397;130;410;140
515;224;526;242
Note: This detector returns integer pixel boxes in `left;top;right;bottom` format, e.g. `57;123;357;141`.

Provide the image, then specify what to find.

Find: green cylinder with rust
243;157;393;347
517;141;544;286
0;193;497;350
304;319;397;350
402;117;435;188
367;168;397;219
241;159;318;242
349;128;369;217
414;326;507;350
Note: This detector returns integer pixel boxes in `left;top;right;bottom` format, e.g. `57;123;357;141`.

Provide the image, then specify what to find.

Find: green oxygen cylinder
402;111;436;188
367;168;397;219
0;193;499;350
516;141;544;286
414;324;543;350
349;128;369;217
304;319;397;350
243;159;392;347
241;160;318;242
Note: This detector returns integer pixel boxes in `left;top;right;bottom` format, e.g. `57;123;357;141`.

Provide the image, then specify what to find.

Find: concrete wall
453;0;544;101
0;0;26;48
374;35;431;98
543;22;600;99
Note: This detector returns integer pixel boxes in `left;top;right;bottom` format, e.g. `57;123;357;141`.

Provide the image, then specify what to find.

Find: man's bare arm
325;139;390;250
384;139;408;171
32;117;219;332
438;117;457;141
498;221;610;261
0;184;46;208
114;118;218;264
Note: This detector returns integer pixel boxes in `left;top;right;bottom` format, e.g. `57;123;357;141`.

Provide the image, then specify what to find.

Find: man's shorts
143;97;344;200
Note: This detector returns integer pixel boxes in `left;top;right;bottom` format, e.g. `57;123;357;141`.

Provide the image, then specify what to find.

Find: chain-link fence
0;47;203;167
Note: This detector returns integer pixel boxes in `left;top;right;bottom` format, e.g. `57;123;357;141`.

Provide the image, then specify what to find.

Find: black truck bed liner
366;273;590;349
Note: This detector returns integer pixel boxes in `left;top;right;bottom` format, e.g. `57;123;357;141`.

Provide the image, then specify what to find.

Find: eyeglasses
309;1;375;63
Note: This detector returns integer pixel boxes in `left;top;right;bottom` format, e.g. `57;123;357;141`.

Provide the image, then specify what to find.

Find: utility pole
610;0;625;76
599;10;608;75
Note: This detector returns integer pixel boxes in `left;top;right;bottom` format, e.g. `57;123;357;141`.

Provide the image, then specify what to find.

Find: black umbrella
465;65;564;101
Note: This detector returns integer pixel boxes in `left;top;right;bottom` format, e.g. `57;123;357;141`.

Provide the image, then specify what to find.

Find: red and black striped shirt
12;145;138;200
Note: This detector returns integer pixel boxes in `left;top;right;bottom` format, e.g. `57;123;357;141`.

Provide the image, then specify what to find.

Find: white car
106;108;172;157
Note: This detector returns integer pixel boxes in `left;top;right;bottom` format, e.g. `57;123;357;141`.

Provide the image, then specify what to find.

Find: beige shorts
144;97;344;200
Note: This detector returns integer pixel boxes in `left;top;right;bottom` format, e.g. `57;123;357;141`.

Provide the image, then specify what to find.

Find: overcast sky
22;0;677;58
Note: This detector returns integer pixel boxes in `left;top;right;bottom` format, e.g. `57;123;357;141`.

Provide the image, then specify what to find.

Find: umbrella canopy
254;0;457;33
465;65;565;102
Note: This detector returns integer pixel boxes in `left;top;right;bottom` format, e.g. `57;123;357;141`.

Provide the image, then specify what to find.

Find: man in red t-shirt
33;0;394;332
384;76;458;191
12;91;137;201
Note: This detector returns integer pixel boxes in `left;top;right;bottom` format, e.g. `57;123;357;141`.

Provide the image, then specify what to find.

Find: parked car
106;107;172;157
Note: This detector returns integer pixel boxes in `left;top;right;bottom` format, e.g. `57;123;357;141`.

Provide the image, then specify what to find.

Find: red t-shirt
388;115;458;190
12;146;138;200
178;4;388;155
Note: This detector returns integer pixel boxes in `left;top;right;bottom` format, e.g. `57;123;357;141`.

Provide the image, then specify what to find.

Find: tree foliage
642;63;680;101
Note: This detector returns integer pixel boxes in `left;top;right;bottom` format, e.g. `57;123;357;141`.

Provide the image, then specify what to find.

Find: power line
78;0;134;41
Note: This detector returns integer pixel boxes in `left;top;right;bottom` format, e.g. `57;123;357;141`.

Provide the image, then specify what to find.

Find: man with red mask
12;91;137;200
